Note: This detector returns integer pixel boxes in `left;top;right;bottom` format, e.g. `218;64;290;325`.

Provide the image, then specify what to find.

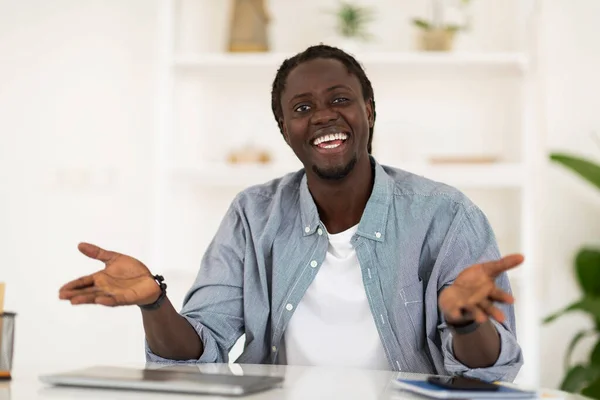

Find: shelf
173;52;528;73
404;162;526;189
171;162;526;189
172;162;303;188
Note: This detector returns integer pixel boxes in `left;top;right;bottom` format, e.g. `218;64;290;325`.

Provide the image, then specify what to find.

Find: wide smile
311;132;349;154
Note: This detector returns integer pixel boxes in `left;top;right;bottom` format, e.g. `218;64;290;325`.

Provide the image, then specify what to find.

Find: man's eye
333;97;349;104
294;104;311;112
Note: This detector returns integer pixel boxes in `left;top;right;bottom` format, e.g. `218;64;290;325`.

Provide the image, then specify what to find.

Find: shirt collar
299;156;394;242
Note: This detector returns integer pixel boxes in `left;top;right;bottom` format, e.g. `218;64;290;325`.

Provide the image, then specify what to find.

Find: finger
78;242;118;263
439;291;467;321
488;287;515;304
451;301;485;324
481;301;505;323
59;286;102;300
59;275;94;292
468;305;489;324
95;295;118;307
446;306;465;322
481;254;524;278
70;294;98;305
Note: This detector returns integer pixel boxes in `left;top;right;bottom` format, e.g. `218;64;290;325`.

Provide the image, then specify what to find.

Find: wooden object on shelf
429;155;499;164
418;29;456;51
228;0;270;52
227;145;272;164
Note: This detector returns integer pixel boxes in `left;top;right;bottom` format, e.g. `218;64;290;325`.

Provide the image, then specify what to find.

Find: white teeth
313;132;348;146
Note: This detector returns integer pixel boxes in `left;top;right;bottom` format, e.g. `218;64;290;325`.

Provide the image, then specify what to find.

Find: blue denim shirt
146;157;523;382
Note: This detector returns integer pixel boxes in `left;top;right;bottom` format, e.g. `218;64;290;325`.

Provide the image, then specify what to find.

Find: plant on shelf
329;1;375;53
543;152;600;400
411;0;473;51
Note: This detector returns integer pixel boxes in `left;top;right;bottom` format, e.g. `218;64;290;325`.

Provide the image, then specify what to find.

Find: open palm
438;254;524;325
59;242;160;307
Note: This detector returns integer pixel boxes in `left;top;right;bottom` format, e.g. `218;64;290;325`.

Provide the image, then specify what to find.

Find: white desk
1;363;584;400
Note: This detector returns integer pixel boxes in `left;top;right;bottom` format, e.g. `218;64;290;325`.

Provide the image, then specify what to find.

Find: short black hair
270;44;376;154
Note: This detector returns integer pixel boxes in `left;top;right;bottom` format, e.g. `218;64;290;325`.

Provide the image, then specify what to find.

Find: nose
310;105;338;125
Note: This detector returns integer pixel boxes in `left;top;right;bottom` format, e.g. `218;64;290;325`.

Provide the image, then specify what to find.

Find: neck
306;155;374;234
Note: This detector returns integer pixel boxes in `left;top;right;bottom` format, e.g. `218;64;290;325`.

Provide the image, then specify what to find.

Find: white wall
1;0;599;389
0;0;159;375
538;0;600;389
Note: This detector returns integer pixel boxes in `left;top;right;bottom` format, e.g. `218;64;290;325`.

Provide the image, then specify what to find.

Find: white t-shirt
282;224;389;370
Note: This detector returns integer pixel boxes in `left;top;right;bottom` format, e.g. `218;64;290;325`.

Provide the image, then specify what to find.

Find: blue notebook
393;378;538;399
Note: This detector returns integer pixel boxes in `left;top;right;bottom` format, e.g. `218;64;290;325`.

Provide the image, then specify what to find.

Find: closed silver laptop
39;365;284;396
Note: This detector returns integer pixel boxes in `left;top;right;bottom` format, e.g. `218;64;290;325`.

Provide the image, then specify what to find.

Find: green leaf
412;18;431;30
582;377;600;399
336;3;374;38
561;364;600;393
576;249;600;296
592;340;600;366
550;153;600;191
565;330;598;370
544;297;600;324
445;24;463;32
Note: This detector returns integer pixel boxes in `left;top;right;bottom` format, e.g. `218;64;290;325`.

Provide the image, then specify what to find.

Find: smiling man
59;45;524;382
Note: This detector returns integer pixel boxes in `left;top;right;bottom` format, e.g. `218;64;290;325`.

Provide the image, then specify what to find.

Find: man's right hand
59;242;161;307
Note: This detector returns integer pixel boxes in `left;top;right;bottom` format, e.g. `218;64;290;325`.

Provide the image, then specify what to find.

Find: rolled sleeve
144;198;247;364
144;315;226;364
434;204;524;382
441;318;524;382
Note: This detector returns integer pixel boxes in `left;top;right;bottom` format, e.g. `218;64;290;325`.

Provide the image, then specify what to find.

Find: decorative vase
417;29;455;51
228;0;270;52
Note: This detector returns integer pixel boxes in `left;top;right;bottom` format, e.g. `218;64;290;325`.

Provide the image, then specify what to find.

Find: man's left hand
438;254;524;325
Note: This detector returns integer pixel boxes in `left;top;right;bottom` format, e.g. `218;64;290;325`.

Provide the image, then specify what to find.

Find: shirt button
310;260;318;268
375;232;382;238
286;303;294;311
272;346;277;352
304;226;310;233
317;228;323;236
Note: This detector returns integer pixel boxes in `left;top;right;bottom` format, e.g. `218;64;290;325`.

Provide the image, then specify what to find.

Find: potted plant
330;1;374;53
411;0;472;51
543;152;600;400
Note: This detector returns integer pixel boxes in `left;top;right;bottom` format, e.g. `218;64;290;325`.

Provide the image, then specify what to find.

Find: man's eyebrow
288;84;352;104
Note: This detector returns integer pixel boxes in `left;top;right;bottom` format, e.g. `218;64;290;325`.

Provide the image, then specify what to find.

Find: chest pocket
399;278;425;348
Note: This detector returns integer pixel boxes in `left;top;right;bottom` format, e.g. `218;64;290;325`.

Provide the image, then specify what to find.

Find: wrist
446;318;480;335
139;275;167;310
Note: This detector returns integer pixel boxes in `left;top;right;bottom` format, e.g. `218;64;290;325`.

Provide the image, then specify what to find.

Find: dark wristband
139;275;167;310
447;319;480;335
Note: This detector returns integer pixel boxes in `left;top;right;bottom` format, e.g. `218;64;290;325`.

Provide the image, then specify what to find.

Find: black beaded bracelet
139;275;167;310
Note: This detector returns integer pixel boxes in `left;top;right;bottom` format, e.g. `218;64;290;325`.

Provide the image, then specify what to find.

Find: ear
366;99;374;128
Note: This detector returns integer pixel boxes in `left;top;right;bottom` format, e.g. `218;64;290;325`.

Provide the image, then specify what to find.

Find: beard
312;155;357;181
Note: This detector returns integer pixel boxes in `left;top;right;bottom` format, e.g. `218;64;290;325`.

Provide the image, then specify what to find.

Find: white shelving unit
174;51;529;71
154;0;542;388
171;161;527;189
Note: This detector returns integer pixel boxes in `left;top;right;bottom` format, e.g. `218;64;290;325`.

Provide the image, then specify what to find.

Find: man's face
279;58;373;180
